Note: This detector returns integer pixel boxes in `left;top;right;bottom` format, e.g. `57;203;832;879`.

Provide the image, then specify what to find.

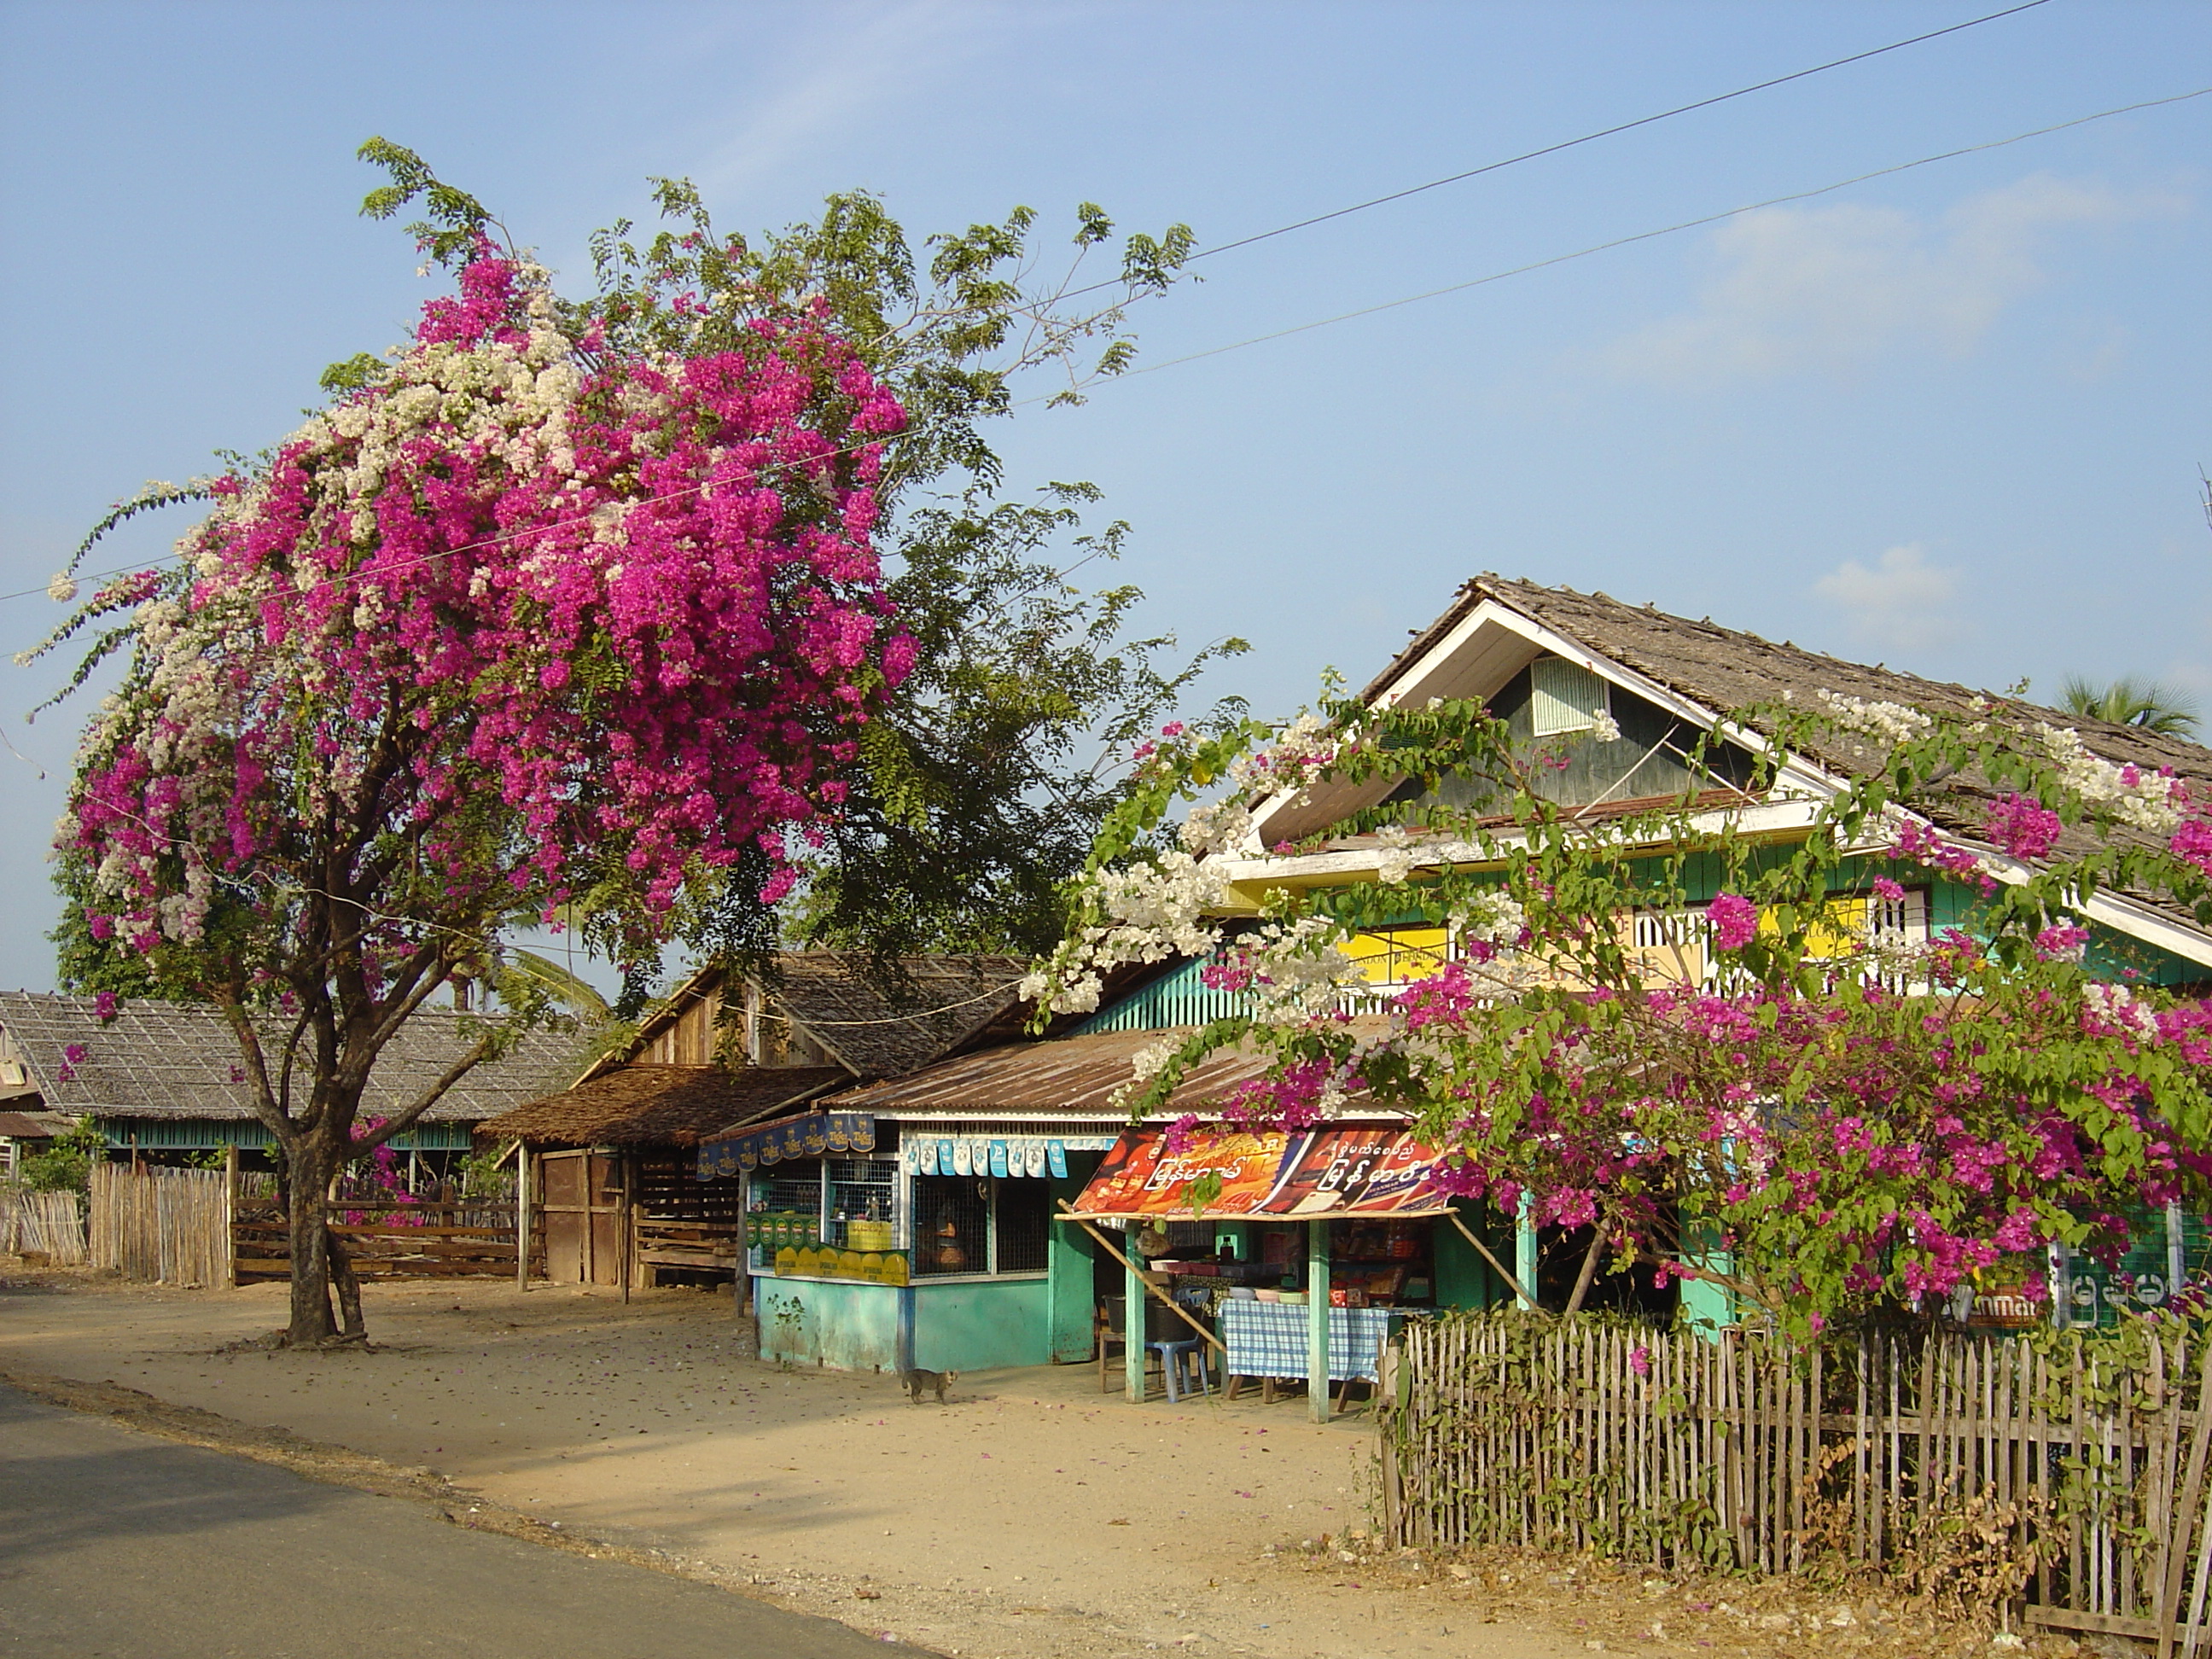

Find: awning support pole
1307;1220;1331;1424
1442;1208;1540;1311
1125;1243;1146;1403
1516;1191;1539;1313
1054;1205;1225;1354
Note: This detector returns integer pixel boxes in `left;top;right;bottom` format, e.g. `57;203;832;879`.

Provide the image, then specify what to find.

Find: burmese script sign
1068;1123;1458;1220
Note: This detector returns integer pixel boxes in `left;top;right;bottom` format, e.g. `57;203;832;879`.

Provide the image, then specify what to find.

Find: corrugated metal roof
0;991;592;1123
824;1027;1390;1120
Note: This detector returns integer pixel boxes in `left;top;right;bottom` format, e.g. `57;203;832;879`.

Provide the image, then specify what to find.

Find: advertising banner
1068;1123;1458;1220
696;1110;876;1179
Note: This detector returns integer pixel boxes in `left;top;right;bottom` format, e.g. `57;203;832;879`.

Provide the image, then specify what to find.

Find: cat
900;1367;958;1405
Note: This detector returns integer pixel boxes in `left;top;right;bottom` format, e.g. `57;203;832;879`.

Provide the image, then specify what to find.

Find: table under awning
1066;1122;1459;1220
1064;1121;1459;1420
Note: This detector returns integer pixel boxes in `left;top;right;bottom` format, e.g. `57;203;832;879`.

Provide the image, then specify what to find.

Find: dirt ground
0;1266;2083;1659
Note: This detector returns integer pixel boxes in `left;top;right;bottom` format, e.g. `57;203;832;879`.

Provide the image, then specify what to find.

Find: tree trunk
1563;1224;1608;1317
284;1138;340;1346
329;1230;366;1342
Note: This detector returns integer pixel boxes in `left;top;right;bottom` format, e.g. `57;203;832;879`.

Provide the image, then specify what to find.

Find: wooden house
0;991;587;1178
476;952;1026;1292
701;579;2212;1394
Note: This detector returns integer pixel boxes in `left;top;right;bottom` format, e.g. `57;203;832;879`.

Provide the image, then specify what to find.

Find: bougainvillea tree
32;243;917;1344
32;144;1218;1345
1027;690;2212;1335
356;146;1244;980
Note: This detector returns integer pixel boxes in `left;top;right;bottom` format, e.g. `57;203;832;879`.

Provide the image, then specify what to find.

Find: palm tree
2058;675;2202;739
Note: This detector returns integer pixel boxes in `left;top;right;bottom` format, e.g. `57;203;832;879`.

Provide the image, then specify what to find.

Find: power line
1056;0;2057;300
1105;85;2211;386
3;83;2199;628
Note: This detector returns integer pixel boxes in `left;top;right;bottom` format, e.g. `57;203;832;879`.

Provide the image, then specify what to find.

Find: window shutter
1530;657;1605;736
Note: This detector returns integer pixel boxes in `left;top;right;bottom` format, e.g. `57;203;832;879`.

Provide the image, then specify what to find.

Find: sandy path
0;1272;1584;1659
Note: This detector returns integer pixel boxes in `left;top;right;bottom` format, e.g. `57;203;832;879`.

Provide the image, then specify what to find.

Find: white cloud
1604;174;2181;383
691;1;1010;198
1813;544;1959;652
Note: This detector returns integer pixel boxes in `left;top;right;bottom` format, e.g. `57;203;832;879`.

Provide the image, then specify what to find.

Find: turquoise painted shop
696;1094;1125;1375
695;577;2212;1377
692;1025;1528;1384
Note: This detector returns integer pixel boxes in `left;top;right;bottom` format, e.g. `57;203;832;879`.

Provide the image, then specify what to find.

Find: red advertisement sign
1069;1123;1458;1219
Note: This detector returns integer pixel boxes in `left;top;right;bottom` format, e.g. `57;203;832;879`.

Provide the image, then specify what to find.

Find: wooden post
1125;1231;1147;1403
223;1144;240;1288
1308;1219;1332;1424
515;1143;530;1293
620;1155;633;1304
1055;1208;1223;1351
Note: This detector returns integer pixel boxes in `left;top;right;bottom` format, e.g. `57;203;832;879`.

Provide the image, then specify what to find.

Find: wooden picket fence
1377;1313;2212;1652
2;1185;87;1264
88;1161;230;1285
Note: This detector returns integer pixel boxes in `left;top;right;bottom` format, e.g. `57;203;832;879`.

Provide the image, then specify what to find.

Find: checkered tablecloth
1218;1300;1394;1382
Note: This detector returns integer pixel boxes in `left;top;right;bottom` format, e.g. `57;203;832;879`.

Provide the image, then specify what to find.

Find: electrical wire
1105;85;2211;386
1055;0;2058;300
2;80;2199;638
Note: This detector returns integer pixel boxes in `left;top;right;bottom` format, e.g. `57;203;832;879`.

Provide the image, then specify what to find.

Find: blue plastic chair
1149;1336;1211;1402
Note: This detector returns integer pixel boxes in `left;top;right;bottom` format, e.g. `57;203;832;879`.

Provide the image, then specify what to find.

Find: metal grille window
910;1174;1051;1277
911;1175;992;1276
1529;656;1606;736
748;1163;823;1270
994;1179;1051;1274
825;1158;898;1249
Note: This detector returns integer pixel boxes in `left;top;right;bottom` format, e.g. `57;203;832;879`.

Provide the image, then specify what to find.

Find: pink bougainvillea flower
55;246;909;969
1707;894;1758;951
1985;794;2063;862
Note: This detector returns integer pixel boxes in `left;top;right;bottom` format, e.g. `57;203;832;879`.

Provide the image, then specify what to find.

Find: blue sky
0;0;2205;992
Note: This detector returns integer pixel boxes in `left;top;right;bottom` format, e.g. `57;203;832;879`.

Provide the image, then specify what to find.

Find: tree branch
349;1034;494;1157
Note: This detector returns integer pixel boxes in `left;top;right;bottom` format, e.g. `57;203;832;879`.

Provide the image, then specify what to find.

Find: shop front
696;1107;1121;1374
1065;1120;1511;1421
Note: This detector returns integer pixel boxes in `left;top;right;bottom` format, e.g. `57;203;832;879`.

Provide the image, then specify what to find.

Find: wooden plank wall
1378;1316;2212;1653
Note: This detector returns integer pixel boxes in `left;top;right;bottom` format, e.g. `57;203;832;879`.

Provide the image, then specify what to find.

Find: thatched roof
478;1064;848;1148
0;992;592;1123
1359;578;2212;944
1371;578;2212;790
775;952;1029;1077
598;952;1029;1081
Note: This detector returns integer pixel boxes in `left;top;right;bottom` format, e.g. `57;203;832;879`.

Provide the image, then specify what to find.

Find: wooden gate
538;1150;626;1286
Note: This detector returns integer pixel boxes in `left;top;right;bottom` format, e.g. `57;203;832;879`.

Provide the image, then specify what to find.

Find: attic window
1530;656;1607;736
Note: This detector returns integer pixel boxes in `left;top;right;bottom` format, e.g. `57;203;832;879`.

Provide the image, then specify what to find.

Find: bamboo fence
1377;1313;2212;1654
2;1186;87;1264
88;1161;230;1285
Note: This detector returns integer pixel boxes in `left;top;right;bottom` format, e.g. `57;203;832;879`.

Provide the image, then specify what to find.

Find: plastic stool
1149;1337;1210;1402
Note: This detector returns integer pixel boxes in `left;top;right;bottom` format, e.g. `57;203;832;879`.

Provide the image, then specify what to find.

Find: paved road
0;1384;916;1658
